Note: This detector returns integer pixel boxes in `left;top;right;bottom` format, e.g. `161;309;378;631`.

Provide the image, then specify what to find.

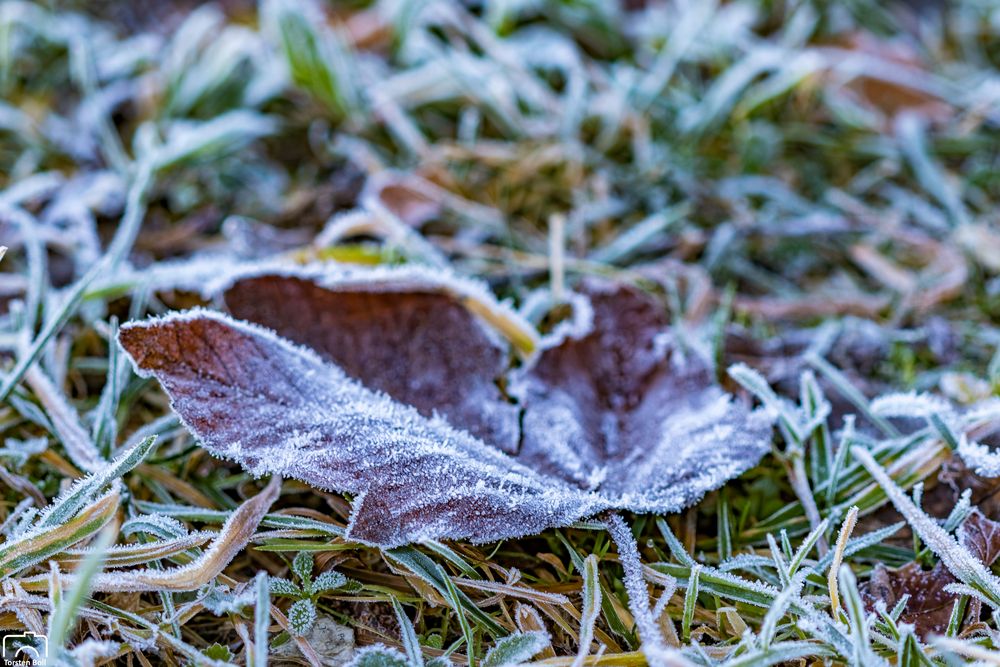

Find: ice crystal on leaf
119;265;773;547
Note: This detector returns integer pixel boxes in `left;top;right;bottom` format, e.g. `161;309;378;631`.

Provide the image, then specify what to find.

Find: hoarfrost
957;435;1000;477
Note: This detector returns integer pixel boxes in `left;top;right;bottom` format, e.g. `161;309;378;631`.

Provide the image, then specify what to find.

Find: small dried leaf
863;562;958;638
833;32;952;124
957;511;1000;569
373;176;443;227
861;510;1000;638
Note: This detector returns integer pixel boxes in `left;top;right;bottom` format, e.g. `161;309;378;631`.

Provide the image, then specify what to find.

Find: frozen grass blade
839;564;884;666
0;256;106;402
572;554;601;667
606;513;678;663
24;364;101;473
442;572;476;658
392;596;424;666
788;519;829;577
263;0;360;121
387;548;505;636
759;572;805;650
0;488;119;578
253;571;270;667
36;435;158;529
47;526;115;661
767;533;791;588
32;478;281;592
807;355;899;437
828;506;858;621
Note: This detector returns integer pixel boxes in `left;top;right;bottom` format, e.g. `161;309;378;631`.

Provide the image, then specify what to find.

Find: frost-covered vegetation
3;0;1000;665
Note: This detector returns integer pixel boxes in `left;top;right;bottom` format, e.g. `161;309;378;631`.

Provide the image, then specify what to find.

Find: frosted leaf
292;551;313;585
481;631;550;667
346;645;410;667
957;435;1000;477
870;392;953;419
119;269;773;546
515;279;773;511
119;311;604;547
221;270;521;453
288;598;317;636
957;511;1000;566
270;578;301;597
861;562;957;638
311;570;348;594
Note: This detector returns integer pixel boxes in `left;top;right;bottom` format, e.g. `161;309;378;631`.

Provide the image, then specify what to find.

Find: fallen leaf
828;32;952;125
864;562;957;638
118;308;602;546
862;510;1000;638
119;266;773;546
958;510;1000;568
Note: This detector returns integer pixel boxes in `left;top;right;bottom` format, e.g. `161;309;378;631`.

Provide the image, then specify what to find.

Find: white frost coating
870;392;954;419
520;288;596;350
957;435;1000;477
90;253;244;295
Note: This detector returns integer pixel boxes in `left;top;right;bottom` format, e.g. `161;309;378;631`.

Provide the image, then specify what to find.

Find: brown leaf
223;272;520;453
861;510;1000;638
958;510;1000;568
120;266;773;546
863;562;958;638
831;32;952;125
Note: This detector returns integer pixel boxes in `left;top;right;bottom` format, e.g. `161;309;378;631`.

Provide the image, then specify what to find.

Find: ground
2;0;1000;665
